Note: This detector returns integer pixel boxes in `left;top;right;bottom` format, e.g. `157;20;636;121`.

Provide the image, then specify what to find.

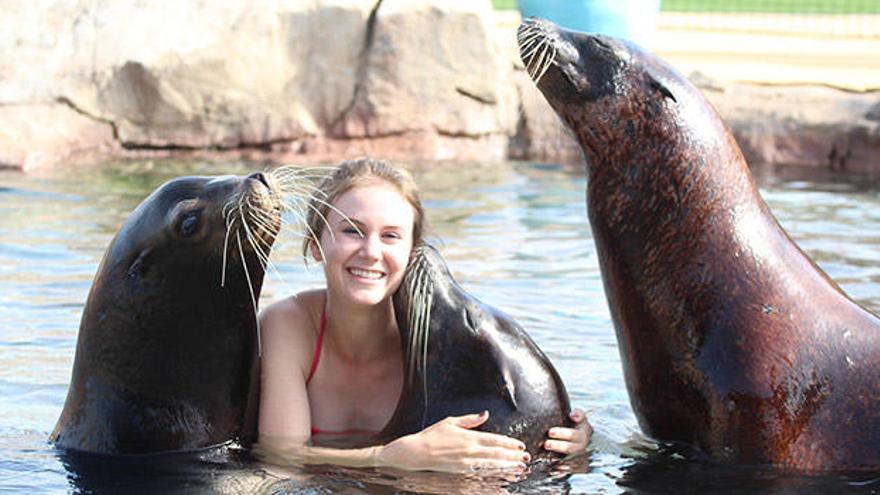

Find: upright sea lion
518;18;880;471
51;172;282;455
381;244;572;458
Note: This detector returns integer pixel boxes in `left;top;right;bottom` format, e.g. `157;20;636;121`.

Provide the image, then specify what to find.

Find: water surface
1;159;880;493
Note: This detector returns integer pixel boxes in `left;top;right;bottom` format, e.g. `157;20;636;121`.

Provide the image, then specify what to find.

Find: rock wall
1;1;878;172
0;0;517;170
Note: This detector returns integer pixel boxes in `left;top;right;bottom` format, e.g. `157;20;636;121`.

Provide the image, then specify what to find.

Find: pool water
1;159;880;493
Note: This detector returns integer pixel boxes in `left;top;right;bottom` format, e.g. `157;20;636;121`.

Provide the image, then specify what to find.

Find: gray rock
0;102;116;171
703;84;880;172
333;0;517;139
0;0;519;169
866;99;880;122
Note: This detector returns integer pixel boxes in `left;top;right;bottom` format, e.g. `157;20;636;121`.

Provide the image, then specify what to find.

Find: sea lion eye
179;211;200;236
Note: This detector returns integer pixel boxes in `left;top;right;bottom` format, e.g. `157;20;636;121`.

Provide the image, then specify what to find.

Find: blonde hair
303;158;425;258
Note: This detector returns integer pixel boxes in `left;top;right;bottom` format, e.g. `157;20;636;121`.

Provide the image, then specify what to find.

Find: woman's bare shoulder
260;289;326;361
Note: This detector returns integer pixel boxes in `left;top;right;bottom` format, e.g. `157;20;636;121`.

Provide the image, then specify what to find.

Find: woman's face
316;180;415;308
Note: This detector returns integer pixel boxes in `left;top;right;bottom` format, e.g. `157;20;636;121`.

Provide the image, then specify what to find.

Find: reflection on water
2;159;880;493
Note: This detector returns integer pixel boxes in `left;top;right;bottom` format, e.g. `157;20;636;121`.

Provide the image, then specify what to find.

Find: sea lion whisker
238;200;270;251
405;255;422;383
534;44;557;84
279;197;310;223
276;188;323;220
241;209;295;296
246;206;282;229
244;197;281;241
407;252;432;428
516;25;539;44
305;194;364;242
239;203;277;272
517;30;543;54
271;175;322;193
221;207;243;287
517;36;540;58
301;212;329;263
277;181;327;199
221;220;235;287
247;230;286;290
236;231;262;357
531;41;552;82
406;252;432;387
270;168;333;190
521;39;545;71
271;164;336;176
520;32;546;62
273;171;331;183
223;197;241;222
526;42;542;79
245;215;278;253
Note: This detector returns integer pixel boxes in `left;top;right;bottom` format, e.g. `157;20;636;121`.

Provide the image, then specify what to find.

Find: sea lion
518;18;880;471
51;172;282;455
380;244;572;458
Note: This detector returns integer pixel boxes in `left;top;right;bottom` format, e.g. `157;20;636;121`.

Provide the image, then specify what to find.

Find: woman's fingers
570;408;587;424
449;411;528;452
548;426;576;440
544;408;593;455
449;410;489;429
464;444;530;467
472;430;527;452
544;438;578;455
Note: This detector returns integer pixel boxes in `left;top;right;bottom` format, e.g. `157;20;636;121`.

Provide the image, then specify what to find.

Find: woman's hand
543;408;592;456
375;411;530;473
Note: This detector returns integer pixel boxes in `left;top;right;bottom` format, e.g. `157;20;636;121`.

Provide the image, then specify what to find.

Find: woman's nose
358;233;381;259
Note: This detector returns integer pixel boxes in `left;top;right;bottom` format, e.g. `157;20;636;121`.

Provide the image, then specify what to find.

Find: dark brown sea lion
518;18;880;471
381;244;572;458
51;172;282;455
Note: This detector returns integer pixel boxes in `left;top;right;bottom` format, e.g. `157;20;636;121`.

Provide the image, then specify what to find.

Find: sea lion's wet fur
382;245;571;457
520;18;880;471
51;174;281;455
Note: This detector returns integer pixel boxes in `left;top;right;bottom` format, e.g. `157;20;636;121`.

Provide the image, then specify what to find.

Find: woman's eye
383;231;402;240
342;227;360;235
179;211;200;236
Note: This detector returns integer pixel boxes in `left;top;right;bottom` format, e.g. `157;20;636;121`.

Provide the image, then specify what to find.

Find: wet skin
51;173;280;455
519;18;880;471
382;245;572;458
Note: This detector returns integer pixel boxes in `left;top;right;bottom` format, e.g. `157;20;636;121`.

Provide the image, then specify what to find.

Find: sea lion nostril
247;172;270;189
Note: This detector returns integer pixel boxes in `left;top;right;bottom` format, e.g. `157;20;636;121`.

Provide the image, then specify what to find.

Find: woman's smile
347;266;386;281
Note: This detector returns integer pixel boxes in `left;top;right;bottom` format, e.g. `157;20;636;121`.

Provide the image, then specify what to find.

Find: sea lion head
517;18;711;172
391;244;571;455
393;244;511;387
109;172;280;284
53;171;285;454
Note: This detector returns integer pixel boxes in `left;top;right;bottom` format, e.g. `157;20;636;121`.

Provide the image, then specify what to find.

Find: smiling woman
254;158;591;472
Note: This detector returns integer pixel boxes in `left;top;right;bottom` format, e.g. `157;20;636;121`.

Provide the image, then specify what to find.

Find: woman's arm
257;296;528;473
257;298;315;443
257;411;529;473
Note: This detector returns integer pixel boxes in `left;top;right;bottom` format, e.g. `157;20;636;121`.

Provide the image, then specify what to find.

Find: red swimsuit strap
305;304;382;437
306;305;327;386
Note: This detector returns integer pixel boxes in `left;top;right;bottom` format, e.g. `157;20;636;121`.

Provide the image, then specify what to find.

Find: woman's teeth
349;268;383;279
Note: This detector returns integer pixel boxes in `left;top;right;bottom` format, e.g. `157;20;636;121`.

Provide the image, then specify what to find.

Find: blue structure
518;0;661;48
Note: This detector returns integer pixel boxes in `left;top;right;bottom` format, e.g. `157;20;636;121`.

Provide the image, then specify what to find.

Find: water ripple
3;161;880;493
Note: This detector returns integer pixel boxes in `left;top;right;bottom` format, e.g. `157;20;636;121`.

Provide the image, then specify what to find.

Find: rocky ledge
1;0;878;173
